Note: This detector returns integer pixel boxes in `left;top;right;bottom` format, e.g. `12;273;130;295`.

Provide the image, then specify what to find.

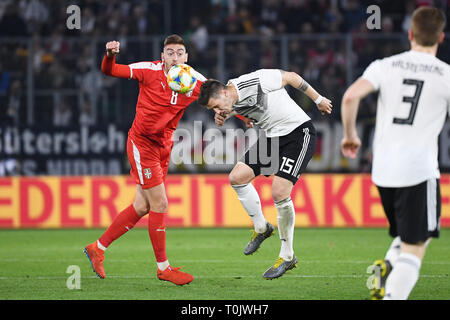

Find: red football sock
148;210;167;262
98;204;141;249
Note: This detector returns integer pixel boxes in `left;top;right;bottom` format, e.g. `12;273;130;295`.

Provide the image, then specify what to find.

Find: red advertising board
0;174;449;228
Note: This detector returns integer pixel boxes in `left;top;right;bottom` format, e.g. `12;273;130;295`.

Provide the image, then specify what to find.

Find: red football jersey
128;60;206;146
101;55;206;147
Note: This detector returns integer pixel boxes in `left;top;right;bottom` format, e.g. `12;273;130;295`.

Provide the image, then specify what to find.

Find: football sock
98;204;141;250
275;197;295;261
148;210;168;267
231;183;267;233
384;236;401;267
384;252;421;300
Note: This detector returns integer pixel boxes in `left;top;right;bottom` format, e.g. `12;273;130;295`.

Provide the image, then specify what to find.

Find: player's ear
439;32;445;44
408;29;413;41
184;53;188;63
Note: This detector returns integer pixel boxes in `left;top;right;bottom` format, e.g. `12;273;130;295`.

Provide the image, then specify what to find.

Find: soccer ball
167;63;197;94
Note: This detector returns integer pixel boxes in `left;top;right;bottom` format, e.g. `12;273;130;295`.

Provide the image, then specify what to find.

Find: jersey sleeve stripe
238;81;260;91
237;78;259;89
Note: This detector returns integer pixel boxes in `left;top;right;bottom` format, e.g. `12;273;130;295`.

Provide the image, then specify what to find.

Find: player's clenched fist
106;41;120;57
340;135;361;159
317;97;333;115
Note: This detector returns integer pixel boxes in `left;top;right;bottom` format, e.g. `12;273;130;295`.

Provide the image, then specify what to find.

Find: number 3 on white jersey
170;91;178;105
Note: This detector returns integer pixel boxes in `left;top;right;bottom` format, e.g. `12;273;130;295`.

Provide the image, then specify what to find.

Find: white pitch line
2;258;450;265
0;274;448;281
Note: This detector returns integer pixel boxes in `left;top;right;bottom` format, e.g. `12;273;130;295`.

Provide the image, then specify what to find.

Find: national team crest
247;97;256;106
143;168;152;179
186;90;193;97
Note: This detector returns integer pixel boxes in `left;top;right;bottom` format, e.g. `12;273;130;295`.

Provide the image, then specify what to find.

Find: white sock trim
157;260;170;271
397;252;421;269
231;183;249;189
97;240;107;251
274;197;292;208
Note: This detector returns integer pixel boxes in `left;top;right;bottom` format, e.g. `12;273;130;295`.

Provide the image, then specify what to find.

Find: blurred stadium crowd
2;0;449;37
0;0;449;175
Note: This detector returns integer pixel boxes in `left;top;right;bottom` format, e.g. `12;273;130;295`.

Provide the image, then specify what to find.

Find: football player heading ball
197;68;332;279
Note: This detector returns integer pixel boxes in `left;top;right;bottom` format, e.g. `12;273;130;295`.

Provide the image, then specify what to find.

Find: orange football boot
157;265;194;286
83;242;105;279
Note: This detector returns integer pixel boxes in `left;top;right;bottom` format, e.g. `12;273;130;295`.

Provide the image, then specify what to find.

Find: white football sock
275;197;295;261
232;183;267;233
384;252;421;300
384;236;401;267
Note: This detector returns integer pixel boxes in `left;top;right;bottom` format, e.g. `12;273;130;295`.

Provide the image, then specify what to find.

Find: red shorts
126;134;172;189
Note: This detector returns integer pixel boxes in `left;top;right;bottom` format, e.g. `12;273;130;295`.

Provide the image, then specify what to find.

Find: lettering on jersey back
391;60;443;76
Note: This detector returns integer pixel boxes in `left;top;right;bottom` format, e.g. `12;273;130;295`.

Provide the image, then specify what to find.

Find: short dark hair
411;7;446;46
163;34;186;48
197;79;226;107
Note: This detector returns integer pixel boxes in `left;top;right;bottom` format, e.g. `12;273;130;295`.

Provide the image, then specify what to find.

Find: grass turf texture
0;228;448;300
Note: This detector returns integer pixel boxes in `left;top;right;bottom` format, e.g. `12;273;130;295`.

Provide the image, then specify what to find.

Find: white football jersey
228;69;311;137
362;50;450;187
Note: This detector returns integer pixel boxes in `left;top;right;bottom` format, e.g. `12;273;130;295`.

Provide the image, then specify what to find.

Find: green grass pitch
0;228;449;300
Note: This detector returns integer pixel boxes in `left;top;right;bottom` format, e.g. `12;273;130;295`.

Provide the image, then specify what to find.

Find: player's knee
272;188;290;203
271;177;293;202
229;164;254;186
150;197;168;213
133;201;149;217
229;171;245;186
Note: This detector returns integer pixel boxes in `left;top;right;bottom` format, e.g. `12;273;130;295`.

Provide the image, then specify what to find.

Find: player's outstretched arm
101;40;131;79
280;70;332;115
340;78;375;159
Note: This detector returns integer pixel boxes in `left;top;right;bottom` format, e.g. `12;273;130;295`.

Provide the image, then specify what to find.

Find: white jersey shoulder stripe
128;61;163;79
129;61;163;70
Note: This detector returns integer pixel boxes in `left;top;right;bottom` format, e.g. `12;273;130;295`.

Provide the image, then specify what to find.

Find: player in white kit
197;69;332;279
341;7;449;299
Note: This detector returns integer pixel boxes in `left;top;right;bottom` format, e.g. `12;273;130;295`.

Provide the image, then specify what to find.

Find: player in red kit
83;35;206;285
